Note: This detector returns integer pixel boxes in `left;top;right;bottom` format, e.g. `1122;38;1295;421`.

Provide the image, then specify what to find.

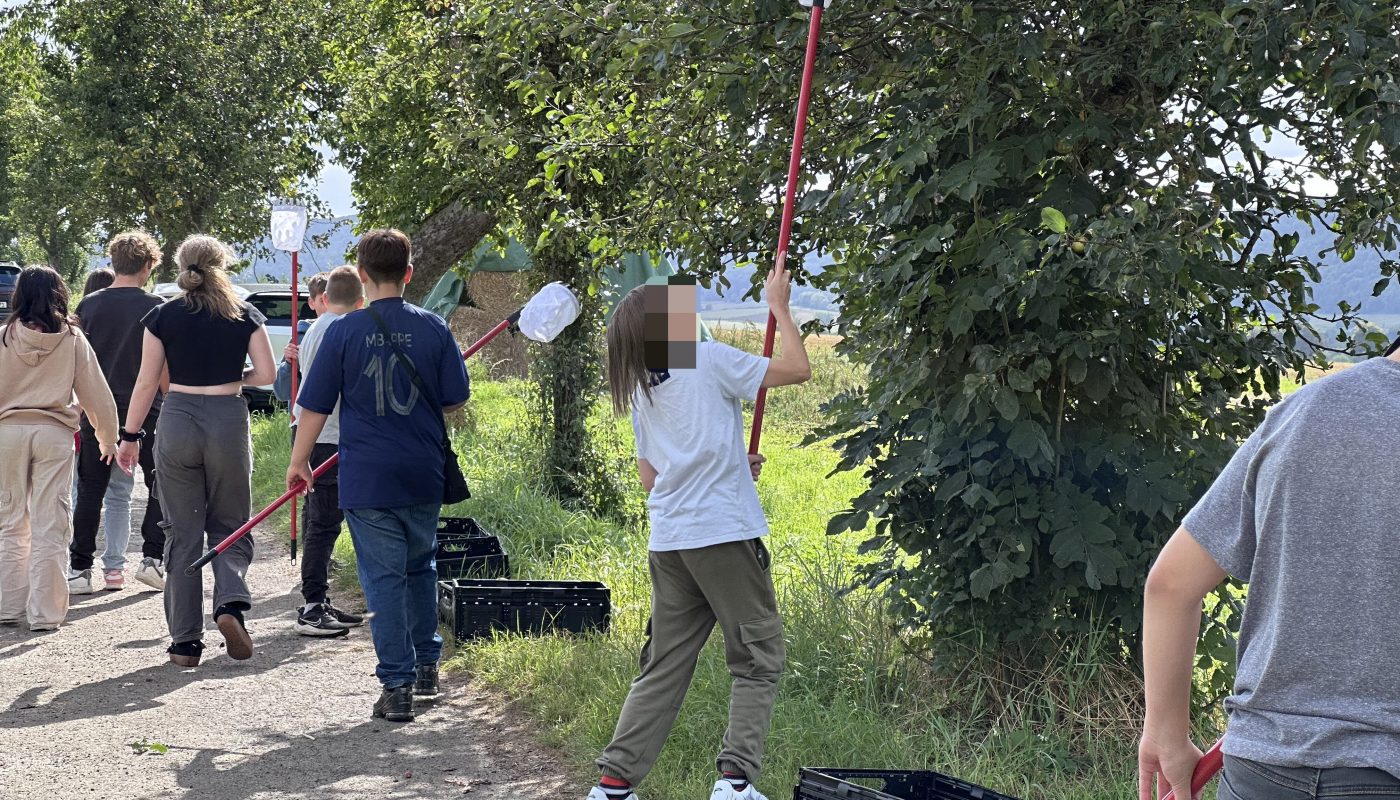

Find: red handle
748;1;825;454
1161;738;1224;800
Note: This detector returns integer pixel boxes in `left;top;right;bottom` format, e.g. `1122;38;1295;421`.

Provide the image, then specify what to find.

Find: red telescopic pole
748;0;826;455
1160;738;1224;800
289;249;300;563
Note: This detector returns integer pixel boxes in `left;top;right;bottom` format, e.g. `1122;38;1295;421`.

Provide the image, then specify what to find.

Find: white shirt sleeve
705;342;770;401
631;406;652;462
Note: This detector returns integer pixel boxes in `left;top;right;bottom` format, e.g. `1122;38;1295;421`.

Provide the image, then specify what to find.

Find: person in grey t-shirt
1139;355;1400;800
290;266;365;637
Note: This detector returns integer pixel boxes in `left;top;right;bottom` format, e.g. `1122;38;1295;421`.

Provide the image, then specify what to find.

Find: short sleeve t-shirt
142;298;267;385
1183;356;1400;778
631;341;770;551
297;298;469;510
75;286;164;411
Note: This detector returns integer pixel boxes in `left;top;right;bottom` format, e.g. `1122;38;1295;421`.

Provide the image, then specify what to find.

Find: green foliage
441;371;1152;800
774;1;1400;649
7;0;331;276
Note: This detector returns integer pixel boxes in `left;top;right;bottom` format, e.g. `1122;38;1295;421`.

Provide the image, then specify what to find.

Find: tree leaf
1040;207;1067;234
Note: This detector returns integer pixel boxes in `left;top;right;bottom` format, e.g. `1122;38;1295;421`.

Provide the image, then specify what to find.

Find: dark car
0;261;19;315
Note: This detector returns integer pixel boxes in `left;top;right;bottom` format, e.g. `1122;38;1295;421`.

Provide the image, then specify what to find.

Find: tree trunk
408;198;497;304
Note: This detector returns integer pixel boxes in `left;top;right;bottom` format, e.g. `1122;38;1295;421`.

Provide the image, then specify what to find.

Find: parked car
0;261;19;315
154;282;316;412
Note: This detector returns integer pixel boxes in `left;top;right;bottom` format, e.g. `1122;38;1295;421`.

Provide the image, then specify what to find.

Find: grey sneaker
67;569;96;595
134;558;166;591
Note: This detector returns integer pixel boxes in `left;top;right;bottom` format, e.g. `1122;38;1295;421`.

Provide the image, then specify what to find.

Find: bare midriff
169;381;243;396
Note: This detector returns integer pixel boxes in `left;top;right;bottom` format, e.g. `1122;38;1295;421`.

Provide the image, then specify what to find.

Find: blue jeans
344;503;443;689
1219;755;1400;800
70;466;135;571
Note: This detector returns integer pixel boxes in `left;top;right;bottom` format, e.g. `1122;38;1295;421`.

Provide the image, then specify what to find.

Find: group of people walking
0;222;816;800
0;227;470;720
0;231;276;650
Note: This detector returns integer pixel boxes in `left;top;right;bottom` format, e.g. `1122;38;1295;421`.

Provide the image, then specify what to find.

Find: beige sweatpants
0;423;77;627
597;538;785;787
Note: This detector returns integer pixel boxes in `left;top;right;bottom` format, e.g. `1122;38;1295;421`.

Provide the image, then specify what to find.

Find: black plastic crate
437;578;610;640
435;517;509;579
794;768;1021;800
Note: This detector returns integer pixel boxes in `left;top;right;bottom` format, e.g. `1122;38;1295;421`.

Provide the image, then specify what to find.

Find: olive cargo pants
597;538;785;786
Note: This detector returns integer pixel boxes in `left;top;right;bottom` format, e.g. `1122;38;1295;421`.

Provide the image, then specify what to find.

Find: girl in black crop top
116;234;275;668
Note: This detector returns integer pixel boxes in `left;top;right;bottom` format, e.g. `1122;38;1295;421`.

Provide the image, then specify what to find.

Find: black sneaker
294;603;351;638
168;640;205;667
324;602;364;628
372;686;414;722
414;663;440;697
214;604;253;661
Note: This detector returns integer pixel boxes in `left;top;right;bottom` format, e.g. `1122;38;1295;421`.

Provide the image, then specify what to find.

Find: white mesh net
517;282;581;343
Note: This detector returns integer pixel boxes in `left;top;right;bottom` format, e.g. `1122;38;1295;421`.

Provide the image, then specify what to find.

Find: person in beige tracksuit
0;266;119;632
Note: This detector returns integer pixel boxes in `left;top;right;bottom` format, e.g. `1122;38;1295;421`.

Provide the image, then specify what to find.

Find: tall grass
247;343;1151;800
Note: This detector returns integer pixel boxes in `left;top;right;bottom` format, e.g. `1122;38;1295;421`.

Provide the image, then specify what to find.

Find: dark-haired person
288;229;469;722
0;266;119;632
1139;347;1400;798
587;265;810;800
290;265;365;637
69;233;170;595
117;235;275;667
69;267;138;592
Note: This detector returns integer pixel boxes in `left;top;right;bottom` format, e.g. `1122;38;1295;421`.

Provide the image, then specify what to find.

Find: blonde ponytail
173;235;242;321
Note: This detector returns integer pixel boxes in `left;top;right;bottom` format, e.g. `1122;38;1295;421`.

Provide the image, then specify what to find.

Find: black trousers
300;441;344;605
71;409;166;571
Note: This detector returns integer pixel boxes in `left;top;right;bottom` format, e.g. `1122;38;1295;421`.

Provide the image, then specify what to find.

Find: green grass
247;345;1145;799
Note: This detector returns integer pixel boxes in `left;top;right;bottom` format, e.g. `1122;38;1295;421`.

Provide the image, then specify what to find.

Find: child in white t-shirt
588;264;811;800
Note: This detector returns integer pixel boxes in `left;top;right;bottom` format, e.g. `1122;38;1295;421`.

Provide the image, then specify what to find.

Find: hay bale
449;270;530;380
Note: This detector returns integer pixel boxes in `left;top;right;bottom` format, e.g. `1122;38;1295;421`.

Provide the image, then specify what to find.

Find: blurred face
642;279;698;370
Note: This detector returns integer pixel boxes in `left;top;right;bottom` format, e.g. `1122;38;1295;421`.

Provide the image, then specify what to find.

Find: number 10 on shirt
362;353;421;416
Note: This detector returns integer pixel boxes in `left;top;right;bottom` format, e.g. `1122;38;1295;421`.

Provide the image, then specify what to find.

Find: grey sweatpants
597;538;785;786
155;394;254;645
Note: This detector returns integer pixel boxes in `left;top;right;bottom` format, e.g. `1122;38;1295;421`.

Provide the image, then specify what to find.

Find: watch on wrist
119;427;146;443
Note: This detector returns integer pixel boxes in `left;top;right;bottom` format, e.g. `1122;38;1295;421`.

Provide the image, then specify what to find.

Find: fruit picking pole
1161;738;1224;800
185;307;524;576
289;250;300;563
749;0;826;455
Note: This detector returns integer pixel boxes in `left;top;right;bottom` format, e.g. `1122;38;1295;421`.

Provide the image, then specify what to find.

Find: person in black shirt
70;232;169;595
117;234;275;668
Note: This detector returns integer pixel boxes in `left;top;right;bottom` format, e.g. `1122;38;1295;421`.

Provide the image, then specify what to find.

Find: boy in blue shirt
288;228;469;723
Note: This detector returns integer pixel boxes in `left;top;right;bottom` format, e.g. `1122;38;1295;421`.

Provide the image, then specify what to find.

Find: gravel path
0;487;572;800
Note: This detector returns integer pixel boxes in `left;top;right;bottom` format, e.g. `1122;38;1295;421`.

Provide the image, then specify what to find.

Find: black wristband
119;427;146;443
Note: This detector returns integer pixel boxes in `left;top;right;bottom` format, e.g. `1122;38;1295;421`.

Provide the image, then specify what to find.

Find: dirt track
0;510;572;800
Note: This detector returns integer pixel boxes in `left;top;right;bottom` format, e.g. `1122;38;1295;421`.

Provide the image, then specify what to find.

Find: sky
315;147;358;218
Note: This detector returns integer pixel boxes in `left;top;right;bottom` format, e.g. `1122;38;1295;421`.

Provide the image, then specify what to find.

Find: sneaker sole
134;573;165;592
217;614;254;660
294;622;350;638
371;709;415;722
104;584;124;591
169;652;201;667
67;586;97;595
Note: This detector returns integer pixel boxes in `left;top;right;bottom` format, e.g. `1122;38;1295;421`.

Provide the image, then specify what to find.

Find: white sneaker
586;787;639;800
67;569;96;595
134;558;166;591
710;780;767;800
